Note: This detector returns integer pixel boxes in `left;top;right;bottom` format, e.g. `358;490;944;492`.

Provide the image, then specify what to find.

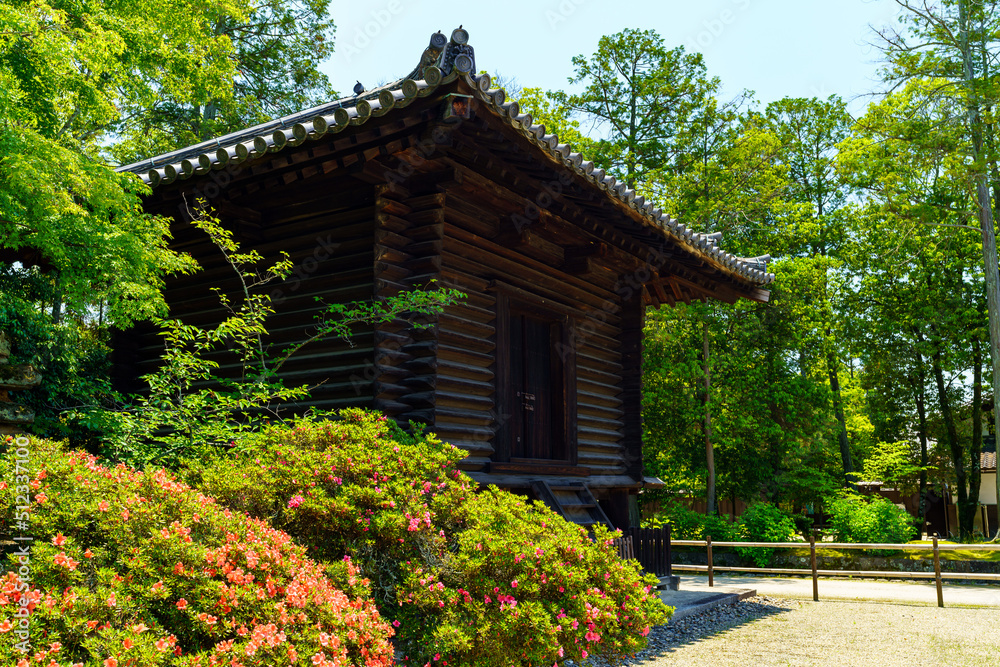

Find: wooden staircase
530;480;613;530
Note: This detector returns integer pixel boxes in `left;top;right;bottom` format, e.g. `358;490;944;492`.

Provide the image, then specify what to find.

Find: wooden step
530;480;613;531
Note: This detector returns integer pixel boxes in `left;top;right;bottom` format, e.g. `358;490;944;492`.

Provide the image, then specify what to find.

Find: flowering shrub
0;436;393;666
189;409;671;666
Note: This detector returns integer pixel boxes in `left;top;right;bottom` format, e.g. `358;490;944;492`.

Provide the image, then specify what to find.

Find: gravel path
582;596;1000;667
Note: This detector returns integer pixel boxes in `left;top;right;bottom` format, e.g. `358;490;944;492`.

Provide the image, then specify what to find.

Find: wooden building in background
116;28;773;529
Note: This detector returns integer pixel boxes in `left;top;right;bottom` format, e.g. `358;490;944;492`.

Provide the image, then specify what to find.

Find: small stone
582;596;793;666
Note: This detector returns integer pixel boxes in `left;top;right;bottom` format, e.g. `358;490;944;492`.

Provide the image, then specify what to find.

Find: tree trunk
827;349;854;486
959;0;1000;539
911;348;930;531
51;292;63;325
702;317;716;516
928;325;971;539
966;335;984;536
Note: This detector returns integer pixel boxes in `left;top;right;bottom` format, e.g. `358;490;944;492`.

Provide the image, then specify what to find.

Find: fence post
654;526;662;576
707;534;714;587
933;535;944;608
653;526;661;576
640;527;647;572
809;531;818;602
665;524;672;578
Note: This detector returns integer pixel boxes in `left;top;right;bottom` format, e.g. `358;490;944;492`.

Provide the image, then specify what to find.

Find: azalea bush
0;436;394;666
187;409;671;666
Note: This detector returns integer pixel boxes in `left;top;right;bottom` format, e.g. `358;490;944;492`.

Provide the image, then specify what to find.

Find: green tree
0;0;245;323
548;28;718;192
110;0;337;163
839;81;987;538
764;96;858;485
874;0;1000;538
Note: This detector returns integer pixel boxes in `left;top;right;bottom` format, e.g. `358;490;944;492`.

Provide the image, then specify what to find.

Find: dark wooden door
510;311;564;460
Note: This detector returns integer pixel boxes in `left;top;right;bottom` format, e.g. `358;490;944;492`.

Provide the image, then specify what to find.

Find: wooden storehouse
116;28;773;529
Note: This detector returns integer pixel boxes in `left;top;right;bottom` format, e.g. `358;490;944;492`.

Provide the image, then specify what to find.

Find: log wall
123;177;379;414
427;185;630;479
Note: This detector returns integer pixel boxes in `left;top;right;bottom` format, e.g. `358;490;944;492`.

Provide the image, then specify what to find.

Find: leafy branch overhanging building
116;28;774;529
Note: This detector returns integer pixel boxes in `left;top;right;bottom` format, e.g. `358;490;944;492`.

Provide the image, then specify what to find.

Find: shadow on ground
623;598;795;665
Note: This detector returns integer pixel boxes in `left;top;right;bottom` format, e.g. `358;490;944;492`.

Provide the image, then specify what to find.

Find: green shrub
735;502;797;567
187;409;671;666
825;491;917;553
0;436;393;666
644;502;738;542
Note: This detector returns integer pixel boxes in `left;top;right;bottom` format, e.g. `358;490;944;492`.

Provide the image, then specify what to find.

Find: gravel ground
579;596;1000;667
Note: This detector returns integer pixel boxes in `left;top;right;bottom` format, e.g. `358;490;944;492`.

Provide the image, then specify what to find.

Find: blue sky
321;0;902;116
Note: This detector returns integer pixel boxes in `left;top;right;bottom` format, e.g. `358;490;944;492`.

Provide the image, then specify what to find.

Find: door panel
510;311;562;460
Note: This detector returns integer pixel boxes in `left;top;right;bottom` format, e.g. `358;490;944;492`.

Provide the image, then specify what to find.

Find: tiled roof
118;28;774;287
984;451;997;471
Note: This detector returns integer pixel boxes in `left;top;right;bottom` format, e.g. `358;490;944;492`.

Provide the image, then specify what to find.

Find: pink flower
54;552;78;571
97;501;109;512
176;598;188;610
511;580;518;588
287;495;305;509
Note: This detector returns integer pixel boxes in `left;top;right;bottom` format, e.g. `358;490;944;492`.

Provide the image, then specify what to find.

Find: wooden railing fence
670;534;1000;608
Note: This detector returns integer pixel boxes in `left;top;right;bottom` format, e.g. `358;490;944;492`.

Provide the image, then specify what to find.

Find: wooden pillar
602;489;631;530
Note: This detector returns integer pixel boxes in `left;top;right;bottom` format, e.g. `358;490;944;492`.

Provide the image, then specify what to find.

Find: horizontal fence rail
669;565;1000;581
669;535;1000;607
671;540;1000;551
